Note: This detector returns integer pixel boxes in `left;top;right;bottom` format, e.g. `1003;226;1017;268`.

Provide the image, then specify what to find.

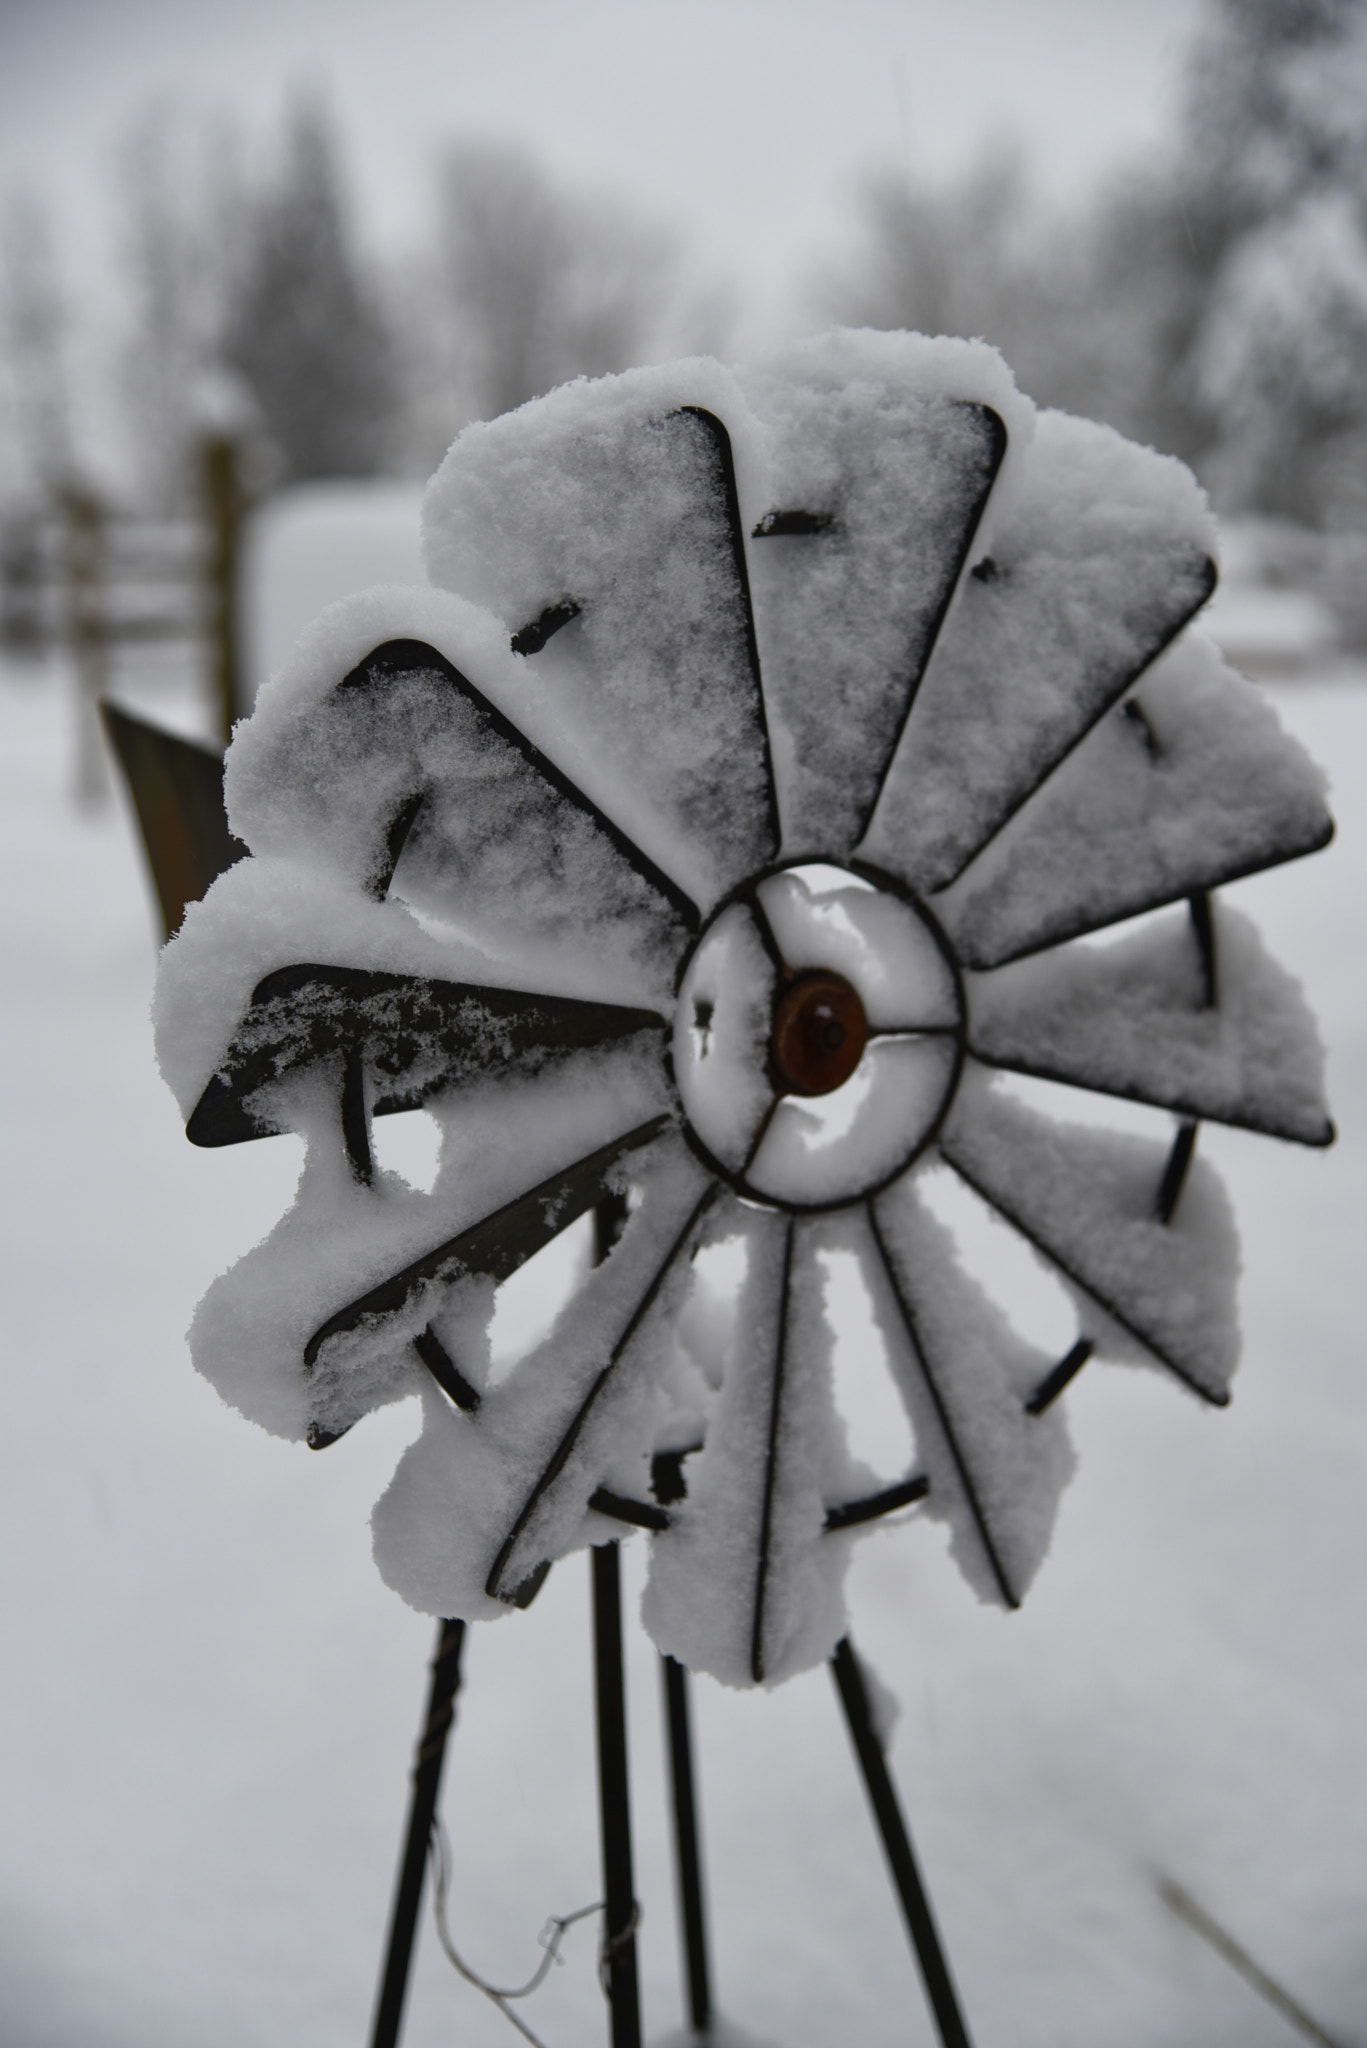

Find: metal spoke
369;1618;467;2048
867;1202;1019;1608
188;963;664;1148
304;1115;671;1373
485;1179;721;1603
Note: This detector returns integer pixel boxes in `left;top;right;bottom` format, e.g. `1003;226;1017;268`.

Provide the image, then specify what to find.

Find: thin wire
597;1901;642;2000
428;1818;604;2048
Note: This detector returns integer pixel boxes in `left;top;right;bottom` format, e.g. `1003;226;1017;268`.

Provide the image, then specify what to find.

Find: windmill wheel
157;330;1332;1689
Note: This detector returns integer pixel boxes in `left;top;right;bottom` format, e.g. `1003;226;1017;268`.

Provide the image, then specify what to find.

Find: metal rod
866;1202;1019;1608
200;432;245;745
592;1541;642;2048
1025;1337;1094;1417
751;1216;797;1683
830;1636;973;2048
1155;1118;1199;1225
661;1655;712;2035
369;1617;467;2048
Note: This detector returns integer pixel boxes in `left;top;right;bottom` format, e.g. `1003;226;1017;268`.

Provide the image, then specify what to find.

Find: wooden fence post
201;433;245;746
62;483;109;805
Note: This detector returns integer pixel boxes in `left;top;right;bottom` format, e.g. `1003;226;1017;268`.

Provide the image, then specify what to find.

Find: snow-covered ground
1;555;1364;2046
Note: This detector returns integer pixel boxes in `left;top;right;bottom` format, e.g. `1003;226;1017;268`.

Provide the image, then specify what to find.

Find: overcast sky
1;0;1207;340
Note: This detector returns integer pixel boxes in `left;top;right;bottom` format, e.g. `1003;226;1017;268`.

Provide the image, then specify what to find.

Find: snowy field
1;546;1364;2046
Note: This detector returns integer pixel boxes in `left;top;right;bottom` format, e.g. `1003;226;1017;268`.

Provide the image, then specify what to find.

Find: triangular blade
936;631;1333;968
228;636;695;1001
190;1055;673;1449
479;1152;719;1607
425;391;779;910
369;1137;715;1619
740;337;1006;856
862;409;1216;894
860;1189;1074;1608
967;901;1332;1146
644;1209;854;1686
186;962;665;1147
304;1112;674;1382
100;699;244;940
939;1072;1239;1405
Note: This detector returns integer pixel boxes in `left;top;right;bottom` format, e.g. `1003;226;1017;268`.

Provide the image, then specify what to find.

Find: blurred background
3;0;1367;730
1;3;1364;2046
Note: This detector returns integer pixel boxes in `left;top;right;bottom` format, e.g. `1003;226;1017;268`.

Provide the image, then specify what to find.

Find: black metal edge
341;1046;373;1184
414;1324;482;1413
923;548;1218;896
824;1473;929;1532
336;637;701;932
830;1636;975;2048
672;406;782;863
851;402;1009;849
963;1045;1335;1151
1155;1119;1200;1225
589;1487;671;1533
750;1215;798;1684
660;1655;712;2033
650;1447;699;1506
368;1617;467;2048
939;1133;1231;1407
947;809;1335;973
591;1541;643;2048
1024;1337;1094;1417
751;509;835;537
372;791;425;900
865;1200;1020;1608
511;599;581;656
1189;889;1217;1009
186;964;665;1149
484;1178;722;1602
303;1113;672;1369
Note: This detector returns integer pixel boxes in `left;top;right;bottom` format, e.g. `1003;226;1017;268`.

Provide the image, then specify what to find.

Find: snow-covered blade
863;410;1218;894
936;631;1333;968
940;1073;1241;1406
859;1186;1075;1609
966;902;1332;1147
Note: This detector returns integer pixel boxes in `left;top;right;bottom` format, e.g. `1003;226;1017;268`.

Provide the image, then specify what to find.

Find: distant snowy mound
154;329;1332;1687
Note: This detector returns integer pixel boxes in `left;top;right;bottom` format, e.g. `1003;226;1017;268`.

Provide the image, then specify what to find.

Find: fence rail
0;435;248;796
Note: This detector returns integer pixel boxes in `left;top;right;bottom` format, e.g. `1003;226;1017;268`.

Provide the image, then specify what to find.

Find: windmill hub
671;861;966;1211
770;970;866;1094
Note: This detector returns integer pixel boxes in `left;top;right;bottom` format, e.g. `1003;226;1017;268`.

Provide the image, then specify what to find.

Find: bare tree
225;94;397;482
817;0;1367;531
0;190;72;503
1178;0;1367;524
811;145;1162;430
116;103;247;512
423;142;680;438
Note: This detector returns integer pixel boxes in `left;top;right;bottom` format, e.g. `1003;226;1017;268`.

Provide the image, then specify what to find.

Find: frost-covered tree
817;147;1040;370
225;96;397;482
1178;0;1367;524
819;0;1367;528
425;142;678;433
116;104;247;511
813;147;1192;443
0;190;72;504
